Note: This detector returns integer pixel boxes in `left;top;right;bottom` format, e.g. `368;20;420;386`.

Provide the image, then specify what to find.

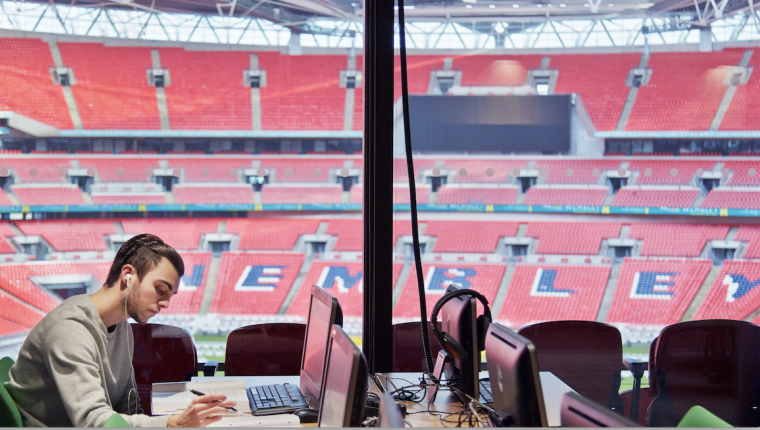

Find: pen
189;389;239;412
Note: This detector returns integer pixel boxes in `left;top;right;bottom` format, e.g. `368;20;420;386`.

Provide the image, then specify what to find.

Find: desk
189;371;573;427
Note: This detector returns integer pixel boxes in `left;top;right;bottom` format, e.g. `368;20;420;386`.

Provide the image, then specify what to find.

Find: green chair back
103;413;131;428
677;406;733;428
0;357;23;427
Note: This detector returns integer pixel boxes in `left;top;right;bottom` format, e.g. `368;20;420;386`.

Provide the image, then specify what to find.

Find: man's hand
166;393;238;427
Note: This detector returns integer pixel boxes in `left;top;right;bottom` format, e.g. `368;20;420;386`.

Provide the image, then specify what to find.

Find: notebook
151;380;251;415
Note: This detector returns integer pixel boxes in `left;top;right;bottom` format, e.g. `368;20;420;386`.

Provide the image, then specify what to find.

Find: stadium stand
260;158;354;182
0;191;15;206
225;218;321;250
261;184;342;204
611;187;700;208
605;258;712;325
11;185;86;206
497;264;611;327
15;219;115;252
526;222;621;255
167;158;250;182
392;54;450;100
284;260;393;318
425;221;519;253
2;158;72;183
450;160;527;184
162;252;211;314
393;158;437;183
325;219;362;251
551;53;641;131
91;194;167;205
393;262;506;318
392;219;416;248
82;159;161;183
735;226;760;259
628;223;729;257
158;49;253;130
753;314;760;325
626;159;715;185
0;223;17;255
701;189;760;209
534;159;622;184
724;161;760;185
209;252;304;314
121;218;219;250
392;184;431;205
626;51;744;130
523;186;608;206
456;55;542;87
0;261;110;313
436;185;519;205
57;43;162;130
0;38;72;128
718;49;759;131
258;53;347;130
0;319;27;336
174;185;254;205
693;260;760;321
0;290;45;329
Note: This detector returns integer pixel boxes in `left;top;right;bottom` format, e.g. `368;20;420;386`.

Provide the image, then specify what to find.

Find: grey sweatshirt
4;294;170;427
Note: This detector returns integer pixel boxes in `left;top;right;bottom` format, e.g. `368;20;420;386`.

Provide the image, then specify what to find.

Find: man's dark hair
105;234;184;288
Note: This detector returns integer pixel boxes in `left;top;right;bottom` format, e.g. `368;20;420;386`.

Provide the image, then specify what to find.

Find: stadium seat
91;194;167;205
225;218;321;250
121;218;220;250
425;221;519;254
628;223;728;257
524;187;608;206
0;223;18;255
436;185;519;205
525;222;621;255
162;252;212;314
693;260;760;321
325;219;362;251
533;160;622;184
16;219;116;252
174;185;254;205
391;322;443;372
735;226;760;258
286;260;366;318
702;189;760;209
498;264;611;327
224;323;306;376
131;323;197;416
647;320;760;427
611;187;699;208
209;252;305;314
626;160;715;185
261;185;342;204
518;321;624;412
11;185;87;206
723;161;760;185
605;258;712;325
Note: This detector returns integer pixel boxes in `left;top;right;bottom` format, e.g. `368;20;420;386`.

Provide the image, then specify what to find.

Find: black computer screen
302;295;332;393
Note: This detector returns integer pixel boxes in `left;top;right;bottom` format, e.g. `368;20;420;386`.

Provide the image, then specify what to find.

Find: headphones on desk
430;286;492;362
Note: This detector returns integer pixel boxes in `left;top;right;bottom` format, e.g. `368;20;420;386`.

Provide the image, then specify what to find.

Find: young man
4;234;235;427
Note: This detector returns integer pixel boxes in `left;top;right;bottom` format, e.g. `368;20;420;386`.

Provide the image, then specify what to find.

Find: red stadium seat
0;290;45;328
693;260;760;321
524;187;608;206
626;160;715;185
701;189;760;209
225;323;306;376
499;265;610;328
605;258;712;325
11;185;86;206
325;219;362;251
261;185;342;204
425;221;519;254
162;252;212;314
209;252;305;314
533;160;622;184
525;222;621;255
174;185;254;205
736;226;760;258
225;218;321;250
628;223;728;257
611;187;699;208
15;220;115;252
121;218;220;250
436;185;518;205
391;322;443;372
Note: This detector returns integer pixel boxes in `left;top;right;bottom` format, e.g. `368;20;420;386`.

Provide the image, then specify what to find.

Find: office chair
647;320;760;427
0;356;22;427
518;320;625;414
131;324;197;415
224;323;306;376
391;321;443;372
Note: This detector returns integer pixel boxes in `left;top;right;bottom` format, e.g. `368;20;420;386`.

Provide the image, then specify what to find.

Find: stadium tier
392;185;431;205
701;189;760;209
605;258;712;325
628;223;729;257
261;185;343;204
0;290;45;329
325;219;362;252
162;252;212;314
723;161;760;185
15;220;115;252
10;185;86;206
0;223;17;255
0;192;14;207
611;188;700;208
735;226;760;259
209;252;304;314
497;264;611;328
436;185;519;205
693;260;760;321
173;185;254;205
425;221;519;253
626;51;745;131
393;262;506;318
626;159;716;185
121;218;220;250
225;218;322;250
716;48;759;131
523;187;608;206
533;159;622;184
525;222;621;255
91;194;167;205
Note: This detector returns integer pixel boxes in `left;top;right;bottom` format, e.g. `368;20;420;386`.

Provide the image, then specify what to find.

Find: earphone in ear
124;272;136;415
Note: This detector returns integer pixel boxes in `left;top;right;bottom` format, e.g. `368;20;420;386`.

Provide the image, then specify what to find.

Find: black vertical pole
363;0;394;373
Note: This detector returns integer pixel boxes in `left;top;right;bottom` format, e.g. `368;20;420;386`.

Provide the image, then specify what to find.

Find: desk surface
190;371;573;427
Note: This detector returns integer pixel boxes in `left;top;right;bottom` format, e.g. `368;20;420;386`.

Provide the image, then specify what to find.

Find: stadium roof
30;0;760;28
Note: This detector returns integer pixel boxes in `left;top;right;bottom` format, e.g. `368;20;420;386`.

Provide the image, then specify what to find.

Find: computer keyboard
247;383;309;416
479;380;493;406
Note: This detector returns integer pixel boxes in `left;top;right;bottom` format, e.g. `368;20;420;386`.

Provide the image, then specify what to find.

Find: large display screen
408;95;572;153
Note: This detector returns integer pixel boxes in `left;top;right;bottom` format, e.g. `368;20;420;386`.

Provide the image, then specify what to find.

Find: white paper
151;380;251;415
207;414;301;427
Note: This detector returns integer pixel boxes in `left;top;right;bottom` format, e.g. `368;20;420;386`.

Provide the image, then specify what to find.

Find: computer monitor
378;394;405;428
484;322;547;427
440;284;481;403
561;392;639;427
300;285;344;409
317;325;368;427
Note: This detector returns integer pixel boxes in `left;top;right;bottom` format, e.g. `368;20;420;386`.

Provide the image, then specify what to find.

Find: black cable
397;0;434;375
